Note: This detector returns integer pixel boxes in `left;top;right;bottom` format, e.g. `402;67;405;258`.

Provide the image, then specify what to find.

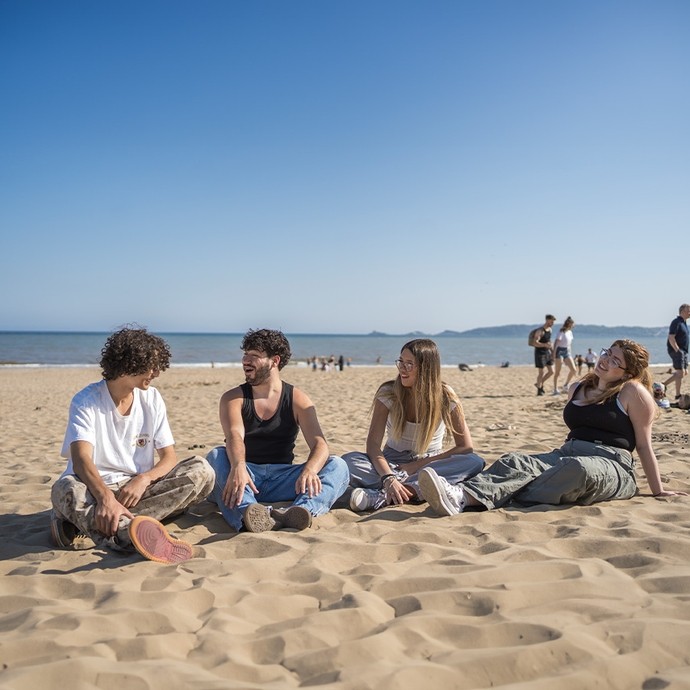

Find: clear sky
1;0;688;334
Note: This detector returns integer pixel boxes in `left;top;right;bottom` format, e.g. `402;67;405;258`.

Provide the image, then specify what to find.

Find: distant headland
367;324;667;338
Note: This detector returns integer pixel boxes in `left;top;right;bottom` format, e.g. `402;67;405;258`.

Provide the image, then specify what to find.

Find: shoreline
0;360;678;370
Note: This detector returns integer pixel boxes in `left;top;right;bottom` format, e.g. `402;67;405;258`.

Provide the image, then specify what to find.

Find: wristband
380;473;396;486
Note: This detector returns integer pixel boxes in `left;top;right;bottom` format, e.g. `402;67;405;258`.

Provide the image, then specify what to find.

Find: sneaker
349;488;386;512
243;503;275;532
128;515;194;564
50;510;89;549
551;390;560;396
243;504;313;532
418;468;466;517
537;387;545;396
272;506;312;531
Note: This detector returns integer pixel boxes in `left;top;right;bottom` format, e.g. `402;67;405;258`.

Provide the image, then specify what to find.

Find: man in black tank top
206;329;349;533
533;314;555;396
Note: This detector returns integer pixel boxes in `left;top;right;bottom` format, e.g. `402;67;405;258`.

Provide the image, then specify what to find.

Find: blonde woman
343;339;485;511
552;316;577;394
419;339;687;516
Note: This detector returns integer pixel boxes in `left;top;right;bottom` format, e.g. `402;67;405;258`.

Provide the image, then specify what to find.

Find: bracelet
380;473;396;486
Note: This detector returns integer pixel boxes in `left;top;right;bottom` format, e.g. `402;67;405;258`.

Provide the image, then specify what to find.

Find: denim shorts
556;347;570;359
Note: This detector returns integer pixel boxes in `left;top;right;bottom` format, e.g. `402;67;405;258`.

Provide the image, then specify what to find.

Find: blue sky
1;0;688;334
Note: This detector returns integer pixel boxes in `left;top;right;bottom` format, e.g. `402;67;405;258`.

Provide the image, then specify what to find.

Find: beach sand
1;364;689;689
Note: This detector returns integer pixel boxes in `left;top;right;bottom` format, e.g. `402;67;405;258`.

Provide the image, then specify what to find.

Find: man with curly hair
50;327;215;563
206;328;349;532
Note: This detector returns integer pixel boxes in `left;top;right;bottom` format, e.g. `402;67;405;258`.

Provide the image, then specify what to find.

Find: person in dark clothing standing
662;304;690;401
206;329;349;532
532;314;556;396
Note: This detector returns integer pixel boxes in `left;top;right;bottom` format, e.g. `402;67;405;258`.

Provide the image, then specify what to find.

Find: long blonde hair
579;339;654;405
374;339;464;454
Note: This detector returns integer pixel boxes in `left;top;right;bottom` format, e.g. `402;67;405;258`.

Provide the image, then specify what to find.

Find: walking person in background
532;314;556;396
419;339;687;517
552;317;577;395
575;354;584;375
662;304;690;401
584;348;597;371
343;339;485;511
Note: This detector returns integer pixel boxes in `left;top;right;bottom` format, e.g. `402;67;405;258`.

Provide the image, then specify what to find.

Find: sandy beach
1;364;689;689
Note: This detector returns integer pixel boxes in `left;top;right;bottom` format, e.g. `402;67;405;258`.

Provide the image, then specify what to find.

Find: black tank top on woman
563;384;636;451
241;382;298;464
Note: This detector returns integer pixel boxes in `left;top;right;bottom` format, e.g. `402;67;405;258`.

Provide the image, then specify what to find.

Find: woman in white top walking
553;316;577;394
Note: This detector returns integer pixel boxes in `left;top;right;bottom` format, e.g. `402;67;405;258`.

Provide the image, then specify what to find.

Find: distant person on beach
342;338;485;512
575;354;584;375
552;316;577;395
584;348;597;371
662;303;690;401
531;314;556;396
417;339;687;517
50;327;215;563
205;329;349;532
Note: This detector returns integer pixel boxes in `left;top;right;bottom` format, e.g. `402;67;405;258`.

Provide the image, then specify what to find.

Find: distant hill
370;325;667;338
449;324;666;338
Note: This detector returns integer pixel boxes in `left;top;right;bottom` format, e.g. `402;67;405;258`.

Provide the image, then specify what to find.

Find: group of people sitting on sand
50;326;687;564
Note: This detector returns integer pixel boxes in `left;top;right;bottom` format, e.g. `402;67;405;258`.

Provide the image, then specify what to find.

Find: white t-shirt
60;379;174;484
378;393;455;454
554;330;573;350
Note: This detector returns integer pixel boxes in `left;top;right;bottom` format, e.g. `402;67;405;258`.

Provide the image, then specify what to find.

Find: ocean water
0;331;672;368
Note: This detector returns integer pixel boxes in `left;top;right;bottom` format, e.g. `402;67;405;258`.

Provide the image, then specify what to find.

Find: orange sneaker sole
129;515;193;564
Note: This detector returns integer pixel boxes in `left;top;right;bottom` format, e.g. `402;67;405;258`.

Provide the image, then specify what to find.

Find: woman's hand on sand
654;489;688;498
384;478;414;505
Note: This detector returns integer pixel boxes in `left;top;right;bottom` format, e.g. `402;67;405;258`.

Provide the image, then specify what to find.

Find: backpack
528;328;540;347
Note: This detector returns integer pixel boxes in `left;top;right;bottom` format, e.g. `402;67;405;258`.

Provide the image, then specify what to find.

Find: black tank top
240;382;298;464
563;384;636;451
538;328;551;345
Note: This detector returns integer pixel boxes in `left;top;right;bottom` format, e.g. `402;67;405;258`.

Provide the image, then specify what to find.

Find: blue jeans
206;446;350;531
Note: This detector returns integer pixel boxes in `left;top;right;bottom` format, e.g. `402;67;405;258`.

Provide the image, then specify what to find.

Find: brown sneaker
242;504;313;532
50;510;90;549
242;503;275;532
128;516;194;564
272;506;312;531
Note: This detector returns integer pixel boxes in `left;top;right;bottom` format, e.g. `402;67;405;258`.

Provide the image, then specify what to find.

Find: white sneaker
349;488;386;512
418;468;466;516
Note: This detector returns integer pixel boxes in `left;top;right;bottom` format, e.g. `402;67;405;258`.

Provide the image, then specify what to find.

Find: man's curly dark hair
241;328;291;369
100;326;172;381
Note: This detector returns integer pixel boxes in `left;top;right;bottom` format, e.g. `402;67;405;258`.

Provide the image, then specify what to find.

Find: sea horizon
0;323;667;337
0;328;673;369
